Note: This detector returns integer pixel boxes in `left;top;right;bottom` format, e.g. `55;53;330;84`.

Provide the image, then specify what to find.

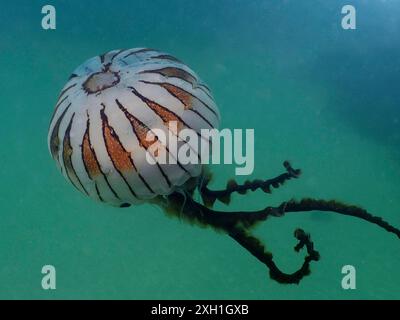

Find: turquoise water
1;0;400;299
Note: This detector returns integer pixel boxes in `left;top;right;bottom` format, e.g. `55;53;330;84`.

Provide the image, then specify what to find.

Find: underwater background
0;0;399;299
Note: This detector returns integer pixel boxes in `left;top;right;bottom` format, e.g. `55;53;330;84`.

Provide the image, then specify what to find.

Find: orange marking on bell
82;132;101;178
146;100;184;134
103;123;135;172
161;83;193;110
160;67;196;85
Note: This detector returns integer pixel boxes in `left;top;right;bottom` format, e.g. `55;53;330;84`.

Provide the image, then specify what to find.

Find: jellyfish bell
48;48;400;285
48;48;220;207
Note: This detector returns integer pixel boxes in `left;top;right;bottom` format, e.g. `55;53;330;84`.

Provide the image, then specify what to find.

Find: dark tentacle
229;227;320;284
162;161;400;284
165;193;319;284
169;191;400;239
164;191;400;284
199;161;300;207
164;192;266;230
276;198;400;239
164;193;321;284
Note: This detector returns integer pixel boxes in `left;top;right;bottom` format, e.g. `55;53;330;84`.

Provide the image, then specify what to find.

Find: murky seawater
0;0;399;299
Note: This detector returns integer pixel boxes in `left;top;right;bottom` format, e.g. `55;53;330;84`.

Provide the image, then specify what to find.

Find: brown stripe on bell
150;82;219;126
57;83;77;101
152;54;182;63
128;86;185;134
49;107;67;161
62;114;88;195
100;105;157;195
139;67;198;88
136;81;193;110
115;99;158;150
140;66;213;99
82;126;102;179
139;80;218;121
100;107;137;173
49;96;69;126
81;114;122;201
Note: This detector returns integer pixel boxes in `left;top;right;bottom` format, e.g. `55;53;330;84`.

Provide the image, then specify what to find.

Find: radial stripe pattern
48;48;220;207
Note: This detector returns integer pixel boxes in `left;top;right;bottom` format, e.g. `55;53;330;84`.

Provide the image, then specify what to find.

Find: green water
1;0;399;299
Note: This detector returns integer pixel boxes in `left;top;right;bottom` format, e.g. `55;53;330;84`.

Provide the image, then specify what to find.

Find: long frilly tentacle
162;162;400;284
199;161;300;207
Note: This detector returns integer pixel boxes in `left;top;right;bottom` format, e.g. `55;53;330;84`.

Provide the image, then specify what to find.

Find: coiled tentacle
163;161;400;284
199;161;300;207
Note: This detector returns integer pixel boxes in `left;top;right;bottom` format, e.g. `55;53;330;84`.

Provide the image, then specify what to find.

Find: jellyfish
48;48;400;284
